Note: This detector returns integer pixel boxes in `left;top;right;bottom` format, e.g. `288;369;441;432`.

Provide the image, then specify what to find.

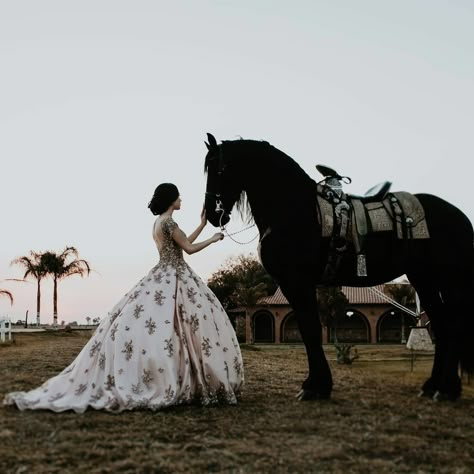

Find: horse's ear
207;133;218;149
205;141;210;150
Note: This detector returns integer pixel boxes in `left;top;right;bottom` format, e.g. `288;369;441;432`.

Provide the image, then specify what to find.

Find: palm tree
41;246;91;326
0;289;14;305
11;251;46;325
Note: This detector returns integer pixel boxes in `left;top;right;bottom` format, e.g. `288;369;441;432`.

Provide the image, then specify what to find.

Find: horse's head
204;133;243;228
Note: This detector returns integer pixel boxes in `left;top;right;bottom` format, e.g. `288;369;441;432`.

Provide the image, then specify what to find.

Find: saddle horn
316;164;352;184
316;164;342;179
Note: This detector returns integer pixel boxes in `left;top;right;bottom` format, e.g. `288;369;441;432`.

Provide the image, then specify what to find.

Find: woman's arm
172;226;223;255
188;209;207;243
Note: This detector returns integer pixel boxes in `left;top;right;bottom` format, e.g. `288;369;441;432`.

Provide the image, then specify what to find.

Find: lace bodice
155;217;185;269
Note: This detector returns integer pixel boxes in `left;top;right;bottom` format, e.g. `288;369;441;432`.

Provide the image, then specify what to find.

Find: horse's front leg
280;281;333;400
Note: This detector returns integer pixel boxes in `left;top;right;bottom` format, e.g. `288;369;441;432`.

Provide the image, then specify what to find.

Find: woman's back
153;216;185;270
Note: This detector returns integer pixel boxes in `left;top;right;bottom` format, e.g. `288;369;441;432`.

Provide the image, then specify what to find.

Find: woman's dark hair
148;183;180;215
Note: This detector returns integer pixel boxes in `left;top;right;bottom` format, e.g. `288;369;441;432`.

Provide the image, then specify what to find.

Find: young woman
5;183;243;412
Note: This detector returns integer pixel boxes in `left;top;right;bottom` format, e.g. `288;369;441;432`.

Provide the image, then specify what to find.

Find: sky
1;0;473;324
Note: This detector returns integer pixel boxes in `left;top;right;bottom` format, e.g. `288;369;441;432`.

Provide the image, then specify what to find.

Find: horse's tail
460;245;474;375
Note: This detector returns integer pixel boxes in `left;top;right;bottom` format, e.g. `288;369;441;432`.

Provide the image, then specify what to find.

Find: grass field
1;332;473;473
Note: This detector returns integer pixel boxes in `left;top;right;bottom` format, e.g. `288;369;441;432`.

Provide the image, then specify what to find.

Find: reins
216;199;259;245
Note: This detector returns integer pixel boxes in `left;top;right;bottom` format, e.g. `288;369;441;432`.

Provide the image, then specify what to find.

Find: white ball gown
4;217;244;412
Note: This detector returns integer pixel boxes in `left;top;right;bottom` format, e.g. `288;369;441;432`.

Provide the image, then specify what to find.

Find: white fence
0;317;12;343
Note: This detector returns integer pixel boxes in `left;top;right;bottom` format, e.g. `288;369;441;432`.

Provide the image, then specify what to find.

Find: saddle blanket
318;191;430;240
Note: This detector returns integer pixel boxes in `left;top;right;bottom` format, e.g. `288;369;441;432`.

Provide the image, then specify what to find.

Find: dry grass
1;332;473;474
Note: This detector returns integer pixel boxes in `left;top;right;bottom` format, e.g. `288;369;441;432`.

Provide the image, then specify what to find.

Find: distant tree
316;287;349;342
92;317;100;325
232;282;268;308
317;287;354;363
11;251;46;325
86;316;91;325
386;283;416;307
207;254;277;311
385;282;417;342
0;289;14;305
41;247;91;326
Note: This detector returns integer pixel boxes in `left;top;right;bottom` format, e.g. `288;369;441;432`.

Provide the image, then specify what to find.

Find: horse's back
414;193;473;281
415;193;473;237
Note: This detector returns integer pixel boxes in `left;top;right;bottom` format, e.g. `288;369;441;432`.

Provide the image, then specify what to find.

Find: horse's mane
205;139;315;223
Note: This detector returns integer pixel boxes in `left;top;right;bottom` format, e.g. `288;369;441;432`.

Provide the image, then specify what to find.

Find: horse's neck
244;189;278;233
233;142;318;233
245;180;316;235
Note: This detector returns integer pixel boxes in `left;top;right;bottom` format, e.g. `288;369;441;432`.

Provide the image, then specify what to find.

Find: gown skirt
4;223;244;413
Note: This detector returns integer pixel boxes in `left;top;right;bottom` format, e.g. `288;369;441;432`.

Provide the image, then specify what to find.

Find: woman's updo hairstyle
148;183;180;215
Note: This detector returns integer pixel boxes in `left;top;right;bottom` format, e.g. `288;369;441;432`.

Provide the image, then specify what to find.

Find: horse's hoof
296;389;331;401
432;390;459;402
417;389;436;399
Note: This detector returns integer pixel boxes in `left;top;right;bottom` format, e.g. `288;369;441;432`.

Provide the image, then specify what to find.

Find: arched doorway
327;309;371;343
281;312;302;343
377;310;417;343
252;311;275;343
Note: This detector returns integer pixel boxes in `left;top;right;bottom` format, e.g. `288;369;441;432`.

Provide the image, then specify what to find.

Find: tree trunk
53;277;58;327
36;279;41;326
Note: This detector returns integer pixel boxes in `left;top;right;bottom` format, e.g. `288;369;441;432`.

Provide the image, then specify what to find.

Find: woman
4;183;244;412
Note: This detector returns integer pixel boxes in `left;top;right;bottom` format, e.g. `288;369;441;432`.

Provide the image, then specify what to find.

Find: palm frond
0;289;14;305
11;252;47;279
59;259;91;279
41;246;91;280
58;246;79;260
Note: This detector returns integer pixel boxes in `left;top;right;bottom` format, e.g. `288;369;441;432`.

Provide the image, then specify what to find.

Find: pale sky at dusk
1;1;473;324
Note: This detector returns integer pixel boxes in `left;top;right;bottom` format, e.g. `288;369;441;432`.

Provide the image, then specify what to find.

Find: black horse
203;133;474;402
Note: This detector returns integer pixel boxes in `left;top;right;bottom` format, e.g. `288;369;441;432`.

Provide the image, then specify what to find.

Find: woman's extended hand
211;232;224;243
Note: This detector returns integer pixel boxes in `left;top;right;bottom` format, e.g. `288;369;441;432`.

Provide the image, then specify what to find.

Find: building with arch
234;284;425;344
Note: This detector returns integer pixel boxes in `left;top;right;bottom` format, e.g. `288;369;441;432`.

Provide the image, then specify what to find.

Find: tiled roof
258;285;392;306
258;287;289;305
343;285;388;304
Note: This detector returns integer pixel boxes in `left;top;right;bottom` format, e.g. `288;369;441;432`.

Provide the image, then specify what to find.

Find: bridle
205;145;226;223
205;145;258;245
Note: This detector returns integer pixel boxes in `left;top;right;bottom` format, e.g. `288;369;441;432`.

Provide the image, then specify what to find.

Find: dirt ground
1;332;473;473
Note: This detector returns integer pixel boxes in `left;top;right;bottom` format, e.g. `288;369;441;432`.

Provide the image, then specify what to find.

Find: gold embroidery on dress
155;217;188;277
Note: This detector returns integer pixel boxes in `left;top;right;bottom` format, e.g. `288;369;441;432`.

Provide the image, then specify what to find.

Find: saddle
315;165;430;281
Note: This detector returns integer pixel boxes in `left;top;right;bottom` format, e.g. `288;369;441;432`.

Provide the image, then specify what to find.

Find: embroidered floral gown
4;217;244;413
